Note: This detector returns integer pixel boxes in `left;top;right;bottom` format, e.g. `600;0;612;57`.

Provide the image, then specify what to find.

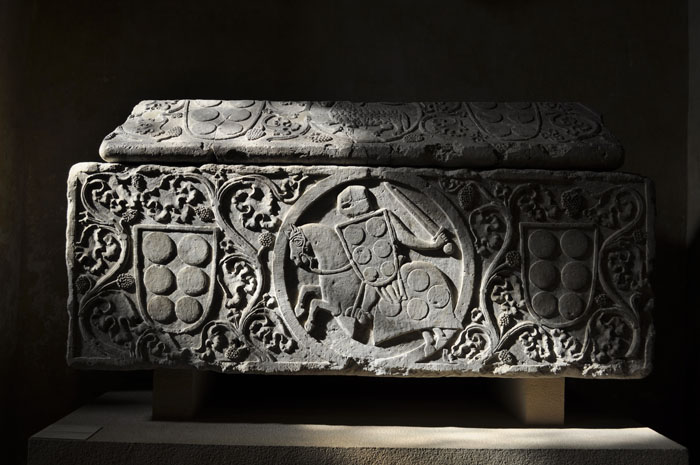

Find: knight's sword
383;183;454;255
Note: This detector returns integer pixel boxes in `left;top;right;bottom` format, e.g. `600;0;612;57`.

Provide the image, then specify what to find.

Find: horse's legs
306;298;341;331
297;285;335;331
295;285;321;318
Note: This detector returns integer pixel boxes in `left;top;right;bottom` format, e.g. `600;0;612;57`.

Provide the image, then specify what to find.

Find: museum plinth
28;392;686;465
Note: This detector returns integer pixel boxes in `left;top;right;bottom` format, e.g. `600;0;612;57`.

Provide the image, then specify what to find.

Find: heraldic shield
185;100;265;140
336;209;400;287
335;208;462;346
134;225;218;334
467;102;541;141
520;223;598;327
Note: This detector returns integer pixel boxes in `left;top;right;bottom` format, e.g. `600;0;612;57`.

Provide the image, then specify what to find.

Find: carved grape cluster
595;294;612;308
195;206;215;222
131;174;147;192
497;350;516;365
116;273;135;291
75;275;91;293
561;189;585;218
310;132;333;143
121;208;139;225
457;184;475;210
225;345;249;363
505;250;521;268
258;231;275;249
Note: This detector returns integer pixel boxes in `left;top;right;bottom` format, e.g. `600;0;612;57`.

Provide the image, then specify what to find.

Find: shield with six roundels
520;223;598;327
468;102;541;141
186;100;265;139
134;225;218;334
336;210;399;287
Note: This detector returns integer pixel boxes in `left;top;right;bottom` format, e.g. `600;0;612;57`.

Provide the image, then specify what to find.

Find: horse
286;224;361;334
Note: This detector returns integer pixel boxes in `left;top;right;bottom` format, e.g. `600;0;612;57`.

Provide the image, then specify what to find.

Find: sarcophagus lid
100;100;623;170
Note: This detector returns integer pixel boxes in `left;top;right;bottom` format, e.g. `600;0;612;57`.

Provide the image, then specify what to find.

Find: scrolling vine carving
67;164;653;377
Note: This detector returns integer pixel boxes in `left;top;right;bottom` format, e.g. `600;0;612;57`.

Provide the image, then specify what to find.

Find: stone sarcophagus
66;101;653;378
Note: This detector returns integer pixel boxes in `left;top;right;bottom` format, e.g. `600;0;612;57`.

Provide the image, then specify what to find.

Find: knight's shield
373;261;462;346
134;225;218;334
336;210;400;287
520;223;598;326
468;102;541;141
186;100;264;139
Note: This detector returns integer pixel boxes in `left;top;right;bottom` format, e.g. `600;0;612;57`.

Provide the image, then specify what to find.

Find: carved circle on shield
560;230;589;259
407;269;431;292
178;234;211;266
528;230;558;259
380;261;396;277
272;171;474;364
373;240;392;258
366;217;387;237
353;246;372;265
531;291;557;318
343;225;365;245
147;295;176;323
143;232;177;265
144;265;176;295
407;298;429;320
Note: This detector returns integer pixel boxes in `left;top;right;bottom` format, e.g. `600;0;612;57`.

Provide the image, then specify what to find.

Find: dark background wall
0;0;693;463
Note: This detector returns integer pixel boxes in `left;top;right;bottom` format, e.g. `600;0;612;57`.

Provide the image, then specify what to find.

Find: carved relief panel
67;163;653;377
100;101;623;170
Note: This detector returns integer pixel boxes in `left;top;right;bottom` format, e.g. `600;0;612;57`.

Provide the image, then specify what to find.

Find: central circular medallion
272;172;473;364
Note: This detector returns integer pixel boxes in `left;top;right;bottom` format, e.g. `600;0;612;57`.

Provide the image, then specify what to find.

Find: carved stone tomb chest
66;101;654;378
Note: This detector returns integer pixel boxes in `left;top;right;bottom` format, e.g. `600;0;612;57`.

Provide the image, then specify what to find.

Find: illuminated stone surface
28;392;687;465
99;101;623;169
66;163;654;377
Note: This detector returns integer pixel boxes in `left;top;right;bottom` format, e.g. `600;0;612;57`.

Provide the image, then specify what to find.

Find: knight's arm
389;212;444;251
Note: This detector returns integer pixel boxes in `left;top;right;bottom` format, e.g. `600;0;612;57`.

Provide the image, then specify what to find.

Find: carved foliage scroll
68;164;653;377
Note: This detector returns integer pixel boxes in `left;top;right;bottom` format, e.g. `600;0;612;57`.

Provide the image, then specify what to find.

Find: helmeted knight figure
287;184;462;356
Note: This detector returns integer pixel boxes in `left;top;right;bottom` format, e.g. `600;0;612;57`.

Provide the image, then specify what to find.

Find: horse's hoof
304;321;315;332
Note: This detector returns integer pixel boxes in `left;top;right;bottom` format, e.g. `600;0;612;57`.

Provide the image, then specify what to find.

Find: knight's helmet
337;185;373;218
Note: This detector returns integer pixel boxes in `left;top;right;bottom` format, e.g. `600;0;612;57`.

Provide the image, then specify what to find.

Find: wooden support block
498;378;565;425
152;369;211;420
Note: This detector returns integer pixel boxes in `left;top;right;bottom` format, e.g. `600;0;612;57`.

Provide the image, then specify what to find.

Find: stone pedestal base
152;369;212;420
29;392;686;465
499;378;565;425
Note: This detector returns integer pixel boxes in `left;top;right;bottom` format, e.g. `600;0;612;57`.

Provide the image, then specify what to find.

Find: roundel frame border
272;169;475;363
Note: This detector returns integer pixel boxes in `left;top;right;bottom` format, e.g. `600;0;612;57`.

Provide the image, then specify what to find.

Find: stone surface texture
99;101;623;169
28;392;687;465
66;163;654;378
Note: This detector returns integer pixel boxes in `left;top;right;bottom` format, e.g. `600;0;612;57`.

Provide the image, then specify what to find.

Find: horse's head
286;225;316;270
